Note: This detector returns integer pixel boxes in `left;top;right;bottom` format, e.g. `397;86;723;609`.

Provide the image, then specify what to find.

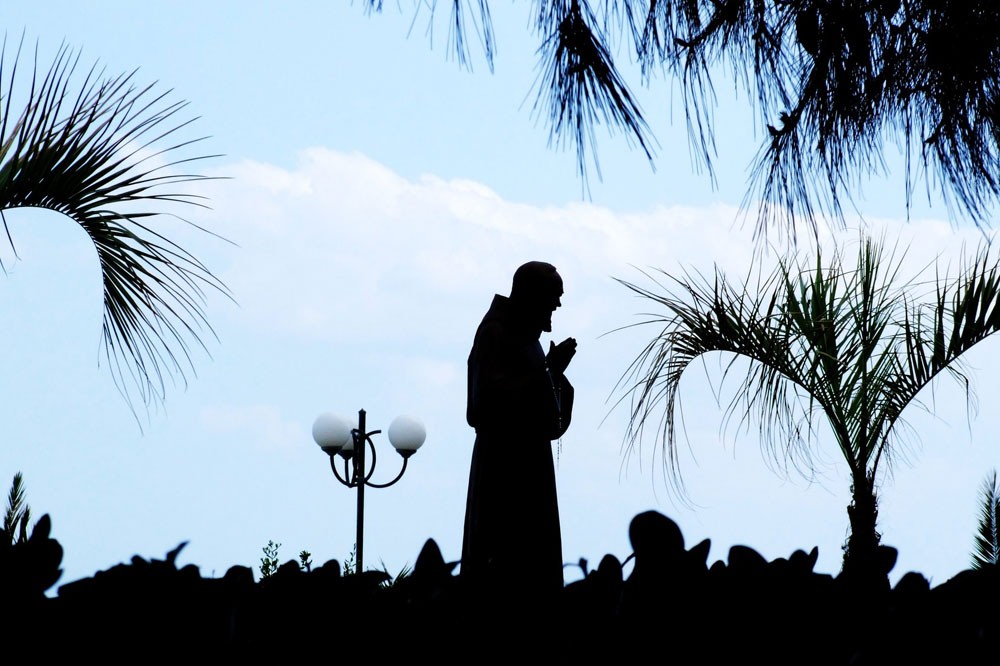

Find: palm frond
890;241;1000;427
972;469;1000;570
612;258;818;490
0;39;229;412
3;471;30;546
613;234;1000;502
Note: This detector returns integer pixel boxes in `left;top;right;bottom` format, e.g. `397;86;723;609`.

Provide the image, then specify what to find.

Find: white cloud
198;149;773;349
184;148;1000;584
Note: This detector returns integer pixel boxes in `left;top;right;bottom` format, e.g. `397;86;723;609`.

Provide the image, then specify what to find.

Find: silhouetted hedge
5;511;999;663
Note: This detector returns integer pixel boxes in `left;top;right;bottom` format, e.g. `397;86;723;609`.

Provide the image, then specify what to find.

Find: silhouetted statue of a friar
461;261;576;601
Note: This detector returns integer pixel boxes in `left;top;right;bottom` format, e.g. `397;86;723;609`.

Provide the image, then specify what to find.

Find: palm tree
0;39;227;411
614;233;1000;587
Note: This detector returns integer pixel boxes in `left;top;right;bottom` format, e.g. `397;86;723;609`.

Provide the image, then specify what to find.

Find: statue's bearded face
510;263;564;335
529;274;563;333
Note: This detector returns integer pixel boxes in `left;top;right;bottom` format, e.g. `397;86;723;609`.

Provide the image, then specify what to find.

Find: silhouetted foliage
1;472;62;605
19;513;1000;663
363;1;1000;240
0;511;63;624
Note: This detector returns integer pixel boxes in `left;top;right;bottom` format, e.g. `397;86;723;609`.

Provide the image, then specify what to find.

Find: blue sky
3;2;999;589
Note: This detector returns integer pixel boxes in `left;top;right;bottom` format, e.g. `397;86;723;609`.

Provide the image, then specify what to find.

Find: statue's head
510;261;563;333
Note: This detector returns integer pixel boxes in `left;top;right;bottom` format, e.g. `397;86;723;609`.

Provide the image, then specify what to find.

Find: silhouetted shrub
14;511;1000;663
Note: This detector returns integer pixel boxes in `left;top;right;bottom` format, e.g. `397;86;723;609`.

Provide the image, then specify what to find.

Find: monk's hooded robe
460;293;574;595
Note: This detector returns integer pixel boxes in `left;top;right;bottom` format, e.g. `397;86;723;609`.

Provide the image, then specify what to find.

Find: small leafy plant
342;543;356;576
258;541;405;581
259;541;316;578
260;540;281;579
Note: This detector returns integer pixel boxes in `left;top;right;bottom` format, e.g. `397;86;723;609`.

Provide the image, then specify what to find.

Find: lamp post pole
313;408;426;574
353;408;368;571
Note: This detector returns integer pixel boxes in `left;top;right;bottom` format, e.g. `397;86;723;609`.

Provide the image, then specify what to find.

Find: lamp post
312;408;426;573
